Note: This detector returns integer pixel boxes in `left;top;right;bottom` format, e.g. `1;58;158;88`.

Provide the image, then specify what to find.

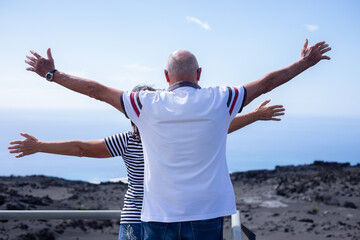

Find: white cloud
305;24;319;32
122;63;154;72
186;16;211;30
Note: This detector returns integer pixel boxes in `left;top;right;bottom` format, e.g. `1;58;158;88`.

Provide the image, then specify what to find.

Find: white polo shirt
121;81;246;222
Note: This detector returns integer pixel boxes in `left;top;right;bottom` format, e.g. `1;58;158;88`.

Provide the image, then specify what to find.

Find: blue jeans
141;217;224;240
119;223;141;240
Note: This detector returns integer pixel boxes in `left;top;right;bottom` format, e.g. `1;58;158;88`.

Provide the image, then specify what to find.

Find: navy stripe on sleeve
135;92;142;110
238;87;247;113
120;92;129;119
226;87;232;107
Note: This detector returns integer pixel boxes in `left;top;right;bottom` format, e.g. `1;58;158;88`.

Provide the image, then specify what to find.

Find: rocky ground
0;161;359;240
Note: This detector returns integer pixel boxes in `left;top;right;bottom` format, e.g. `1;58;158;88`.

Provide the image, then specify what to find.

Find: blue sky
0;0;359;117
1;0;359;181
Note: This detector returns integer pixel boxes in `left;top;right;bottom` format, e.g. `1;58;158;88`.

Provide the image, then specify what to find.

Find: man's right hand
25;48;55;78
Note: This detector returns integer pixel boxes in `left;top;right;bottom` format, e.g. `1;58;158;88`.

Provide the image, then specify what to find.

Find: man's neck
168;81;201;91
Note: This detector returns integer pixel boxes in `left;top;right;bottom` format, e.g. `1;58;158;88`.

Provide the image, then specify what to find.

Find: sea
1;109;359;183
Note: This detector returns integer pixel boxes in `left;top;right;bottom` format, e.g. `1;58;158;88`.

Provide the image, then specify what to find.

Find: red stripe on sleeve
229;87;239;115
130;92;140;117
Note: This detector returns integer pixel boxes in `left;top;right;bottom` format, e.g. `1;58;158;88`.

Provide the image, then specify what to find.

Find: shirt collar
167;81;201;91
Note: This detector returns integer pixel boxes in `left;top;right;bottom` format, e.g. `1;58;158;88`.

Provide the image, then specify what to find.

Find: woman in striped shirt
8;86;284;240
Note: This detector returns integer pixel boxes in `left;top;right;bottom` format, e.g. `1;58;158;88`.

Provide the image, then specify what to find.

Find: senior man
25;39;331;239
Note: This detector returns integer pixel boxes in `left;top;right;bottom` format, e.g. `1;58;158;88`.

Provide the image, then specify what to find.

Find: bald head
165;50;201;84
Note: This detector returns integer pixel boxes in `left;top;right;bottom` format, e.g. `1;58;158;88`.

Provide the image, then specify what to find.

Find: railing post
231;210;242;240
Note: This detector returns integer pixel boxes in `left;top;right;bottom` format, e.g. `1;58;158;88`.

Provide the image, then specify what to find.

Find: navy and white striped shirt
104;132;144;224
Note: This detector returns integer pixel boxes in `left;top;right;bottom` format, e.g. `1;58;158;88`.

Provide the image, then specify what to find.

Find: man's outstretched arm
243;39;331;106
8;133;111;158
25;48;125;114
228;100;285;134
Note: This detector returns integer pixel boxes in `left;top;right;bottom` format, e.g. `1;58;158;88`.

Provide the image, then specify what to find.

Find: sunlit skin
24;39;330;114
9;99;285;158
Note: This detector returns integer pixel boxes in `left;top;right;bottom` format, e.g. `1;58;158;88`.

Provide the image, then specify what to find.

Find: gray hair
131;85;156;92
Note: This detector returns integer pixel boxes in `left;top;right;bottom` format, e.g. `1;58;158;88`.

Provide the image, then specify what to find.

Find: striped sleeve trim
104;133;128;157
226;87;233;107
120;92;129;119
229;87;239;115
226;86;247;115
135;92;143;110
130;92;141;117
238;87;247;113
104;140;115;157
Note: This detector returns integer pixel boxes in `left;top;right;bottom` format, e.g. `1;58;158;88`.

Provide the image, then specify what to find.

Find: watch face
46;73;52;81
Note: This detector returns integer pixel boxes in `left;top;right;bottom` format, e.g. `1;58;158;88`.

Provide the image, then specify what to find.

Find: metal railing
0;210;122;220
0;210;244;240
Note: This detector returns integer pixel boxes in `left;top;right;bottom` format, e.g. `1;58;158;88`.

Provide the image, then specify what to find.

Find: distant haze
1;1;359;182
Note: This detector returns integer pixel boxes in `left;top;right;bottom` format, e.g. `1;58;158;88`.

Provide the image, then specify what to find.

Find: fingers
20;132;38;141
25;57;36;70
317;43;327;50
15;153;25;158
268;111;284;121
8;144;25;157
9;140;22;145
269;105;284;110
9;149;20;153
8;144;21;153
20;133;34;139
318;43;331;55
47;48;53;61
8;145;20;150
318;43;329;50
26;55;37;62
321;55;331;60
25;59;35;67
30;50;41;59
320;47;331;54
314;41;326;48
9;146;25;157
303;39;308;50
26;51;39;70
260;99;271;107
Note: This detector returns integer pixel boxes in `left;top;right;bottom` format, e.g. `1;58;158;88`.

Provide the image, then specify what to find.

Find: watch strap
46;69;58;82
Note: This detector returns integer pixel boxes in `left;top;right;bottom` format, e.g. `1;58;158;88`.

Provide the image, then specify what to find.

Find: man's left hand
25;48;55;77
301;39;331;67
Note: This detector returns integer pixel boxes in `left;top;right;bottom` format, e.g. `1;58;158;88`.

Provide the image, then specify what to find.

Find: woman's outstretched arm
228;100;285;134
8;133;111;158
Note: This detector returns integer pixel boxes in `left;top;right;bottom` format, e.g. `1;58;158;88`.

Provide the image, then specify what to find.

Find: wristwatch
45;69;57;82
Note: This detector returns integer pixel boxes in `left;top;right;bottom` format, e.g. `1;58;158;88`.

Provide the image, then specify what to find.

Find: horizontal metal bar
0;210;242;240
0;210;122;220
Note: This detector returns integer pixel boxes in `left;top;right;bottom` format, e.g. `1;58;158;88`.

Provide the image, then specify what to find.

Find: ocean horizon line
1;160;357;184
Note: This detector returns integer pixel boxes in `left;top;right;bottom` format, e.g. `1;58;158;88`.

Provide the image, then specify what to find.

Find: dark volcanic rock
6;202;26;210
0;161;359;240
344;201;357;209
20;195;53;206
16;229;55;240
0;195;5;206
